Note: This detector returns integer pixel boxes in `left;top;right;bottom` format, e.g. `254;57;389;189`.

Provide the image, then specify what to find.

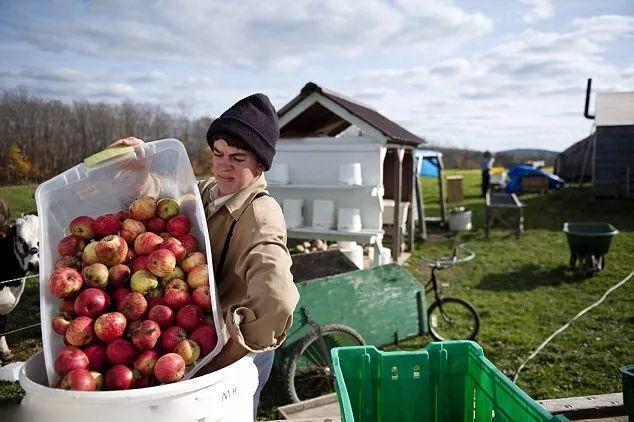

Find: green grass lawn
0;185;37;216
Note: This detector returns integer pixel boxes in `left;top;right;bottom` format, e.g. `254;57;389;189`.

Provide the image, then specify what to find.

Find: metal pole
407;151;415;252
393;147;404;263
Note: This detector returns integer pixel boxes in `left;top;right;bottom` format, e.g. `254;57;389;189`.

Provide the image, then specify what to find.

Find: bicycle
421;243;480;341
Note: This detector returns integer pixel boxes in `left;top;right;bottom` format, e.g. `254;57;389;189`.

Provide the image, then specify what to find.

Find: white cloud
521;0;554;24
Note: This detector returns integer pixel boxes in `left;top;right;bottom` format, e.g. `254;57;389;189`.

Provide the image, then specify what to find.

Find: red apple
187;264;209;289
54;346;89;376
147;248;176;278
55;256;82;271
166;215;191;237
148;296;164;309
132;254;150;273
48;267;83;298
108;264;131;288
131;320;161;350
146;217;166;234
116;210;132;221
164;278;188;292
93;214;121;238
112;287;131;308
148;305;174;328
191;286;211;311
154;353;185;383
82;263;109;289
190;325;218;356
74;288;109;318
52;312;72;336
59;298;76;316
174;339;200;365
90;370;104;390
60;368;96;391
163;288;190;311
161;238;187;263
95;235;128;266
104;364;135;390
69;216;95;240
65;316;95;346
94;312;127;343
135;373;159;388
134;349;161;376
134;232;164;255
57;235;85;257
176;304;203;334
82;241;99;265
160;326;187;352
124;248;136;265
177;234;198;254
130;270;158;295
106;338;138;365
161;266;185;285
118;292;148;321
129;196;157;221
157;198;180;220
181;252;206;273
82;343;107;371
120;218;146;244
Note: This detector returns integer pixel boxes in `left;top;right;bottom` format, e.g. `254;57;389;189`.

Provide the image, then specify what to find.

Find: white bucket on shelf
448;209;472;231
267;163;289;185
382;199;410;227
338;163;363;186
379;247;392;265
312;199;335;229
282;198;303;228
338;241;364;269
337;208;362;232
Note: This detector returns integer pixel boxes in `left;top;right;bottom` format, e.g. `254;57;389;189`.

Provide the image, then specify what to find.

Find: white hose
513;271;634;383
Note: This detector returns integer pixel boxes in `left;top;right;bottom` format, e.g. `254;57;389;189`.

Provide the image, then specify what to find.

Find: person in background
481;151;495;198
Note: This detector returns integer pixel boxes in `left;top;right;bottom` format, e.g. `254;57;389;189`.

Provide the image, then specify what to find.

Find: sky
1;0;633;152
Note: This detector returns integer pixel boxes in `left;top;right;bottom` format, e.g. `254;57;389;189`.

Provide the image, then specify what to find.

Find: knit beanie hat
206;93;279;170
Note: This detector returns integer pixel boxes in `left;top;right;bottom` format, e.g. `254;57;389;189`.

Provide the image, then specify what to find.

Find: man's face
212;139;263;196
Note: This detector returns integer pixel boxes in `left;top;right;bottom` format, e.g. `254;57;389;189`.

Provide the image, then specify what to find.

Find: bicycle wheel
284;324;365;403
427;297;480;341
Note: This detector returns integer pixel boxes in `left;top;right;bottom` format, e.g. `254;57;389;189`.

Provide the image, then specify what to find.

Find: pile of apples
48;196;218;391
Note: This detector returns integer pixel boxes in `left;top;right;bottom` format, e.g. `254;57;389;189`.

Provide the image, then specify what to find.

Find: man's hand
105;137;147;171
107;137;144;149
195;337;249;376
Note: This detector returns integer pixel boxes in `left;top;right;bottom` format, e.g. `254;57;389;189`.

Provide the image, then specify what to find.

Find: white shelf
287;227;384;243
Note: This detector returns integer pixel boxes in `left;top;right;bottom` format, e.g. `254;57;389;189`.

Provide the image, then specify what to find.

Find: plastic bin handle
84;146;135;168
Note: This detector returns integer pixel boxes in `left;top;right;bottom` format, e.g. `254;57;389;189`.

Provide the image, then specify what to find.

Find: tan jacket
198;174;299;353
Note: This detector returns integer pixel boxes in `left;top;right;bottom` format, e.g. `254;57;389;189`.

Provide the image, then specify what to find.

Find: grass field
1;175;633;413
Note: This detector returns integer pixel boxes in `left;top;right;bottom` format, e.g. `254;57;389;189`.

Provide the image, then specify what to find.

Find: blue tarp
415;150;441;178
505;165;565;193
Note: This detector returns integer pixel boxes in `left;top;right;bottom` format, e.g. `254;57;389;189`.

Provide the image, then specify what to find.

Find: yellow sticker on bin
84;146;135;168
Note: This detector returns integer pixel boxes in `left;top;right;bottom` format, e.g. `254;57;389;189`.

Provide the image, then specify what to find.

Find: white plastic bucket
312;199;335;229
337;208;362;232
338;163;362;186
382;199;410;227
19;351;257;422
34;139;227;386
448;210;472;231
267;163;289;185
282;198;304;228
338;241;363;269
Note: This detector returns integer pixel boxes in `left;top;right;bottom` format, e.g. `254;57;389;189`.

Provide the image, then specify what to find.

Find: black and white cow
0;213;39;362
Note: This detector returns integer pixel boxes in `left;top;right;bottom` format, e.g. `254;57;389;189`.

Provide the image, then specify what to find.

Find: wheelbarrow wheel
284;324;365;403
427;297;480;341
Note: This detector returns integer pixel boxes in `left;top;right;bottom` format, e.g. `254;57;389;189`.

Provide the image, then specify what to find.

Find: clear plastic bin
35;138;226;387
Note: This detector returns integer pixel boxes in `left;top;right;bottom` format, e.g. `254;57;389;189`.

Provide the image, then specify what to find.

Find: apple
166;215;191;237
134;349;161;376
65;316;95;346
177;234;198;254
148;305;175;328
120;218;146;244
147;248;176;278
112;287;131;308
160;326;187;352
69;216;95;240
162;288;190;311
106;338;138;365
55;256;82;271
181;252;206;273
81;263;109;289
134;232;164;255
176;304;203;334
157;198;180;220
93;214;121;238
161;238;187;263
116;210;132;221
59;298;76;316
95;235;128;266
130;270;158;295
164;278;188;292
131;320;161;350
83;343;107;371
54;346;89;376
174;339;200;365
161;266;185;285
187;264;209;289
94;312;127;343
82;241;99;265
132;254;150;273
154;353;185;383
191;286;211;311
60;368;96;391
148;296;164;309
108;264;131;289
104;364;135;390
118;292;148;321
190;325;218;356
48;267;83;298
52;313;72;336
124;248;136;265
74;288;109;318
57;235;85;257
145;217;166;234
129;196;157;221
90;370;104;390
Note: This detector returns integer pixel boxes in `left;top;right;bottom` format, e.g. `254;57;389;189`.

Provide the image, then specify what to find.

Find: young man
111;93;299;416
481;150;495;198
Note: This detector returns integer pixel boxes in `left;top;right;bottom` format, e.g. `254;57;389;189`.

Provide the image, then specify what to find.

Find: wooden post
407;152;415;251
415;174;427;241
393;147;404;263
438;161;447;225
485;192;491;240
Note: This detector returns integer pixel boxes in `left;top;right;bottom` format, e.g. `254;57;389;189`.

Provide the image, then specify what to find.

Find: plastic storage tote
622;365;634;419
35;139;227;387
331;341;568;422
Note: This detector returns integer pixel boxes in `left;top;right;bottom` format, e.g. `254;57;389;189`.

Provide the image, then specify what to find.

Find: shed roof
278;82;425;146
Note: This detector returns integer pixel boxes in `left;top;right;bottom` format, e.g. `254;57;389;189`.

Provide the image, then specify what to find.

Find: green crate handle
84;146;135;168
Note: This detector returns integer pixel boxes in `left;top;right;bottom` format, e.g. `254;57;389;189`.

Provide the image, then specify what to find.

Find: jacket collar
210;174;268;220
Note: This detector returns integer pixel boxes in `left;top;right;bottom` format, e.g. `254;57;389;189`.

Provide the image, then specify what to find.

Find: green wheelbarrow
563;222;619;276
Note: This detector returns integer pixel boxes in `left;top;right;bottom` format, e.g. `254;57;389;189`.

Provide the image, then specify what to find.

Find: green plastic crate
332;341;568;422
